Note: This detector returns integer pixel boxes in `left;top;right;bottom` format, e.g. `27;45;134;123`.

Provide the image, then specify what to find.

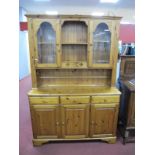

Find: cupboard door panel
61;104;89;138
90;104;118;137
31;105;60;139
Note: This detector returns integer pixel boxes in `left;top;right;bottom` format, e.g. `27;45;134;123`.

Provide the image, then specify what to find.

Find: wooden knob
56;122;59;126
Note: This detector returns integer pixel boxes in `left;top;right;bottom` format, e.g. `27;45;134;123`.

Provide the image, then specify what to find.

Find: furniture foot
107;138;116;144
33;139;49;146
101;137;116;144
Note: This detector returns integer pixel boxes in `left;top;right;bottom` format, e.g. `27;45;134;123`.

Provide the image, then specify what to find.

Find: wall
120;24;135;43
19;7;30;80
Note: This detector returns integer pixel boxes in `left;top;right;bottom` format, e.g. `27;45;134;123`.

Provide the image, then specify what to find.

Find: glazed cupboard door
90;104;118;137
89;20;113;68
61;104;89;139
33;19;61;68
30;105;60;139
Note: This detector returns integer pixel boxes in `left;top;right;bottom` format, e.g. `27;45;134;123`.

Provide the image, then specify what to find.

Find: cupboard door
61;104;89;138
33;19;61;67
30;105;60;139
90;103;118;137
89;20;113;68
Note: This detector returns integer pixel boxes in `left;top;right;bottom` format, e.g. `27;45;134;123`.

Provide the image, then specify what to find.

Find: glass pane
37;22;56;64
93;23;111;64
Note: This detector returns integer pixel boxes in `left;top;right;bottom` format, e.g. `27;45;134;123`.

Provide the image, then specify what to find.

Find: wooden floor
19;75;135;155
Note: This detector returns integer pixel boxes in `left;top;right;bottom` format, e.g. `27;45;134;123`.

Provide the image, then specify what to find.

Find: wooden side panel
111;21;120;86
27;18;37;88
61;104;89;138
30;105;60;139
90;103;118;137
127;92;135;127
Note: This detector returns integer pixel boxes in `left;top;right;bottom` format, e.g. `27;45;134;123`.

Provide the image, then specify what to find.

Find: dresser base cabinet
28;88;120;146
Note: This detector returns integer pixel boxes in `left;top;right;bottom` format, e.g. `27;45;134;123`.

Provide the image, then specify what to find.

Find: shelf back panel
62;45;87;62
62;21;88;43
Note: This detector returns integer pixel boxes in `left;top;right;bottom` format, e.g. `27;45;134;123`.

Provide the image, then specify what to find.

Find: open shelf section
62;21;87;43
61;21;88;64
37;69;112;88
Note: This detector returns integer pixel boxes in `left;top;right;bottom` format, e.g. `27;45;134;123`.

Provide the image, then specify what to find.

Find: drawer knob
91;121;95;125
56;122;59;126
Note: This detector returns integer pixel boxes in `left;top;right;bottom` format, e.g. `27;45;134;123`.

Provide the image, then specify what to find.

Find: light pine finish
91;96;120;103
32;137;116;146
60;96;90;104
32;19;59;67
111;21;120;86
90;103;118;137
29;96;59;104
30;104;60;139
36;69;111;88
61;104;89;138
27;18;37;88
26;14;122;146
28;86;121;96
89;20;113;68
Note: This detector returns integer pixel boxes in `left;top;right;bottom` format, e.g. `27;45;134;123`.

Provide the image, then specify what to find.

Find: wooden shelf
39;76;109;79
38;84;110;88
28;87;121;96
38;42;53;44
62;43;88;45
93;41;110;43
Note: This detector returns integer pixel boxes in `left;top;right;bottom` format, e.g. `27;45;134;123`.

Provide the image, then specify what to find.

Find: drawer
60;96;90;104
91;96;120;103
29;97;59;104
62;61;87;68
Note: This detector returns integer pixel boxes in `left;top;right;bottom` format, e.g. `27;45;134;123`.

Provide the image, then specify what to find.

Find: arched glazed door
89;20;113;68
33;19;60;68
